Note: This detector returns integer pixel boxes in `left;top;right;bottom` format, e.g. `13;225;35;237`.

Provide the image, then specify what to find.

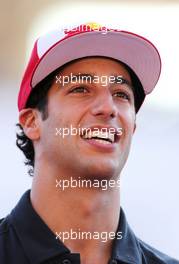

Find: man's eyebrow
112;75;133;91
73;73;132;84
70;73;95;82
61;73;134;91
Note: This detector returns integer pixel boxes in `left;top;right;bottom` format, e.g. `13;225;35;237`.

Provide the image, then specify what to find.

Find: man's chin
82;161;121;181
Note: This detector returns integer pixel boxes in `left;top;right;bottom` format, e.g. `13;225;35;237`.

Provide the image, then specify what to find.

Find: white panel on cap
37;29;66;58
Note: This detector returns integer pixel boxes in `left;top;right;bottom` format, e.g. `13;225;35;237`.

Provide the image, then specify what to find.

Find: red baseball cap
18;22;161;111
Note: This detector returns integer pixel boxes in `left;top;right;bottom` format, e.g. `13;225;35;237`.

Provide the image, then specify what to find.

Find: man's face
38;57;136;180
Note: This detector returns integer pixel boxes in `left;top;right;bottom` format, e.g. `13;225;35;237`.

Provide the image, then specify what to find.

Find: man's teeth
82;131;115;143
93;139;112;145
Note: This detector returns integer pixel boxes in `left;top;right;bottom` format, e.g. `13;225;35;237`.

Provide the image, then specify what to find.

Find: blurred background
0;0;179;259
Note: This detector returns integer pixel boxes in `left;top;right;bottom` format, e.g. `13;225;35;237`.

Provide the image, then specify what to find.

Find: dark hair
123;62;145;112
16;57;145;176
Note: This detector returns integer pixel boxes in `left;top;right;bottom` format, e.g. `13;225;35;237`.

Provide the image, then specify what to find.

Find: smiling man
0;23;178;264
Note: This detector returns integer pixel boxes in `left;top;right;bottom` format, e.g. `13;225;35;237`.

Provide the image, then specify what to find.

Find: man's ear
19;108;41;140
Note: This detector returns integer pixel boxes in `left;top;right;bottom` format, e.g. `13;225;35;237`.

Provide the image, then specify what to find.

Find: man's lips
80;125;122;145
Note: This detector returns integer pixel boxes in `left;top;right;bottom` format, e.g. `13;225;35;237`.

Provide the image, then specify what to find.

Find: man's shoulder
138;238;179;264
118;208;179;264
0;214;29;264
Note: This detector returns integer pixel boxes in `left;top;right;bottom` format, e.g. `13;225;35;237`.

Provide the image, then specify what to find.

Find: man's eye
70;87;88;93
113;91;130;101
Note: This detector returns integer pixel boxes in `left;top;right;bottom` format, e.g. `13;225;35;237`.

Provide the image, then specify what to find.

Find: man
0;23;178;264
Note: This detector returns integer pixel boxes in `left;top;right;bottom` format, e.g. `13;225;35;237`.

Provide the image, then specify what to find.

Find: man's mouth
80;126;121;145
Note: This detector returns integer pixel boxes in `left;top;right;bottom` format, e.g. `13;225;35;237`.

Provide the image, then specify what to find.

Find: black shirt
0;190;178;264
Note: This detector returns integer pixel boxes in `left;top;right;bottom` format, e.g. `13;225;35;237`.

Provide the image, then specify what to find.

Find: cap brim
31;30;161;95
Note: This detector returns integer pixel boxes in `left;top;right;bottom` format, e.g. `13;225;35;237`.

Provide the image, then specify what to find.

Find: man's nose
90;91;118;119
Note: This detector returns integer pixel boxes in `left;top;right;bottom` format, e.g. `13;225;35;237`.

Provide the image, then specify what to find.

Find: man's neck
30;168;120;264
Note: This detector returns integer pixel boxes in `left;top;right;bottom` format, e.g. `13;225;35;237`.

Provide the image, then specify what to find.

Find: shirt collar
9;190;142;264
111;208;142;264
